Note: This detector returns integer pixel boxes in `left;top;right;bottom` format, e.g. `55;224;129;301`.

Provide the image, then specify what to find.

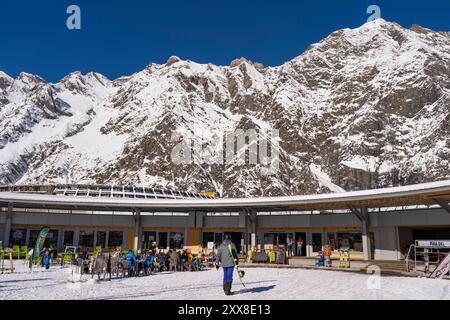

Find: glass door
96;231;107;248
158;232;168;249
143;231;156;249
295;232;307;256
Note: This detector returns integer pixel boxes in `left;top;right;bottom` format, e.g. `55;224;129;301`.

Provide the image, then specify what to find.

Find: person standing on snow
125;250;137;276
215;234;239;296
43;249;50;270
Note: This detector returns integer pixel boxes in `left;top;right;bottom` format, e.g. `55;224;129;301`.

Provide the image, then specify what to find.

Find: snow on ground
1;262;450;300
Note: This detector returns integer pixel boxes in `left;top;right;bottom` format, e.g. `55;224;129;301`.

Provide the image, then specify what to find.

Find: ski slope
1;262;449;300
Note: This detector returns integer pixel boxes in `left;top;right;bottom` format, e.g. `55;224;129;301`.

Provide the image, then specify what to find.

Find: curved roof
1;180;449;213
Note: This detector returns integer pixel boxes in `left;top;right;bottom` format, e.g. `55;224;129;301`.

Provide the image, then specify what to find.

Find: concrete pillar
25;228;31;248
321;230;327;251
251;233;256;248
349;205;372;261
361;207;372;261
122;229;128;249
306;230;313;256
73;227;80;247
133;209;141;252
238;211;247;252
105;230;109;249
247;209;257;250
93;230;98;249
184;226;188;247
3;203;13;247
57;226;64;251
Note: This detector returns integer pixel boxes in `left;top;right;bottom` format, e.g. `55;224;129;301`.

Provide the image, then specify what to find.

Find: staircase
362;260;409;274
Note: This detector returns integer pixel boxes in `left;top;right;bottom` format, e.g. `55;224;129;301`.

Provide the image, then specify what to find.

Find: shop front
142;229;185;250
262;231;307;257
202;231;244;253
9;225;126;251
324;230;375;260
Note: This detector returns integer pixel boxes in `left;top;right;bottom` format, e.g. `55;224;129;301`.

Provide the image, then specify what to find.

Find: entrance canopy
0;180;449;213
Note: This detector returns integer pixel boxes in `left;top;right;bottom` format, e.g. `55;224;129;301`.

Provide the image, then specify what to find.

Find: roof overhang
0;180;449;213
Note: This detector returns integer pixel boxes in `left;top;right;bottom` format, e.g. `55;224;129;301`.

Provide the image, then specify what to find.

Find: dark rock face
0;20;449;197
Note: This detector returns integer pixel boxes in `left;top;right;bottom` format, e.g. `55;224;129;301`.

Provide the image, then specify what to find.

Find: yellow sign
200;191;218;198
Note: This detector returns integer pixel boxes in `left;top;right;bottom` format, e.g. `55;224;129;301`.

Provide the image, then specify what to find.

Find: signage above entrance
415;240;450;248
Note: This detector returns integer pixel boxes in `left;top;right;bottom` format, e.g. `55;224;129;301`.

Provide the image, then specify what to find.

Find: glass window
264;233;275;245
10;228;26;246
63;230;74;247
143;231;156;249
79;230;94;248
312;233;322;252
29;230;40;247
295;232;307;256
263;233;287;246
169;232;184;249
28;229;58;249
158;232;168;249
335;232;364;251
108;231;124;248
96;231;107;248
327;232;338;250
203;232;214;248
214;233;223;247
44;230;58;248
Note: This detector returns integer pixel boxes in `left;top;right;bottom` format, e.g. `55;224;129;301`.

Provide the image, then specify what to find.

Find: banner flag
32;226;50;260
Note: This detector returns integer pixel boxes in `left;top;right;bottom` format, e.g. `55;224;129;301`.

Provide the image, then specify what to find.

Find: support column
105;230;109;249
238;211;247;254
25;228;31;248
73;227;80;247
133;209;141;252
306;230;313;257
57;226;64;251
93;230;98;249
361;207;371;261
3;203;13;247
196;211;205;247
247;209;257;250
348;205;371;261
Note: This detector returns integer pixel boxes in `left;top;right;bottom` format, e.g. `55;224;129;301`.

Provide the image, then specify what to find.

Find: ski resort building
1;181;450;261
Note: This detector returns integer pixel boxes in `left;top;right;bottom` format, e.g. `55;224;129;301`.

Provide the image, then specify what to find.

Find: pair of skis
227;244;246;287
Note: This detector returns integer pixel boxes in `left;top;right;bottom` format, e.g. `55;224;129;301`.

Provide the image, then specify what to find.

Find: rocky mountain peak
166;55;182;66
0;20;449;196
0;71;13;90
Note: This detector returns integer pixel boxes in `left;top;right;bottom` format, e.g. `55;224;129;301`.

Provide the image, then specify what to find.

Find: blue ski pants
223;266;234;284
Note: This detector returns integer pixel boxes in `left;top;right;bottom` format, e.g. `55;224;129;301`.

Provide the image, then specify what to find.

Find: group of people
119;235;241;296
28;245;58;269
29;235;241;297
115;247;210;277
286;236;304;257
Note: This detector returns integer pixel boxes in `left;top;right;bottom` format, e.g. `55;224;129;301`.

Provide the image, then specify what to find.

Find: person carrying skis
215;234;239;295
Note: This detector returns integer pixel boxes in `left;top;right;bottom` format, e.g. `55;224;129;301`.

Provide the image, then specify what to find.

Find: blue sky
1;0;449;82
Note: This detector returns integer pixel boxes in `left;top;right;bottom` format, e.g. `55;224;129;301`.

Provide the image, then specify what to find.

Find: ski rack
0;249;14;274
405;240;450;275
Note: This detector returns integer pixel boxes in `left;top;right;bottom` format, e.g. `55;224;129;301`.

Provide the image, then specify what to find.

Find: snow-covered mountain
1;19;449;197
